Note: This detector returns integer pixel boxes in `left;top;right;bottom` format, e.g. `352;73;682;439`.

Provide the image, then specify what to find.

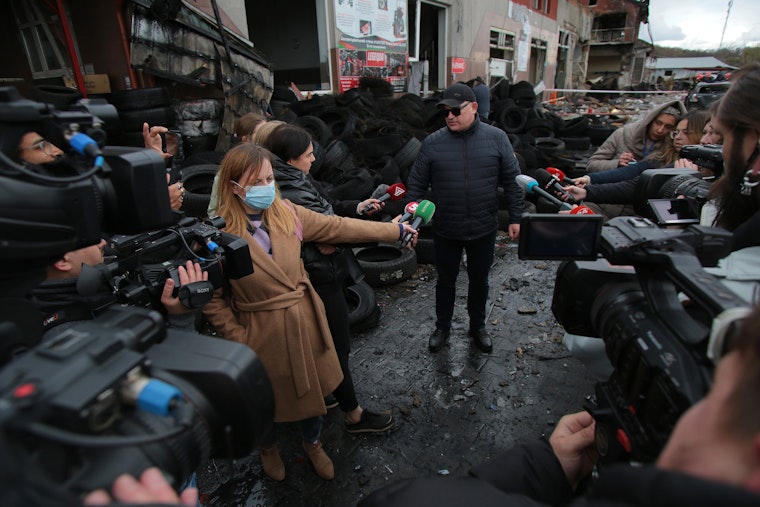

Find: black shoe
469;328;493;353
428;328;450;352
324;394;339;409
345;409;394;433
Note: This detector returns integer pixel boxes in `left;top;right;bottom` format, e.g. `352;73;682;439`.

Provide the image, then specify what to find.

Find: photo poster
336;0;408;93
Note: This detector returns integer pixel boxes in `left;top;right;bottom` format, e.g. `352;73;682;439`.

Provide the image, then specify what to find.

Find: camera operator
358;303;760;507
696;63;760;303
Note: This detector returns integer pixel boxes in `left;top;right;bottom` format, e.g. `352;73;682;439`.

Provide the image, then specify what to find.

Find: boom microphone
361;183;407;215
515;174;574;212
402;199;435;246
535;168;579;205
399;201;418;223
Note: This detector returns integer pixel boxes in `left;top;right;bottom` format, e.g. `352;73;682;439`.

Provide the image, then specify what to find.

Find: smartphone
647;198;699;226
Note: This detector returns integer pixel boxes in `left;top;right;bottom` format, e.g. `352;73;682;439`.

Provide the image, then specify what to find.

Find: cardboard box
63;74;111;94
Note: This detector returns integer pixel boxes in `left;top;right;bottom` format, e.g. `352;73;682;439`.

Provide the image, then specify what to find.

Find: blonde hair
252;119;286;146
216;143;296;238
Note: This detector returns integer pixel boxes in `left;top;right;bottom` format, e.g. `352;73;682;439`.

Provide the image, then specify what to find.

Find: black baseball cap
437;83;477;108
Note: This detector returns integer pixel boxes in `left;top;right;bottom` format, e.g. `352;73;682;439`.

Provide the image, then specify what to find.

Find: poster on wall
336;0;408;93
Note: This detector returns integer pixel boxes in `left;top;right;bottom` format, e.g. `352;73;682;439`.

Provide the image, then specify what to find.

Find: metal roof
646;57;736;70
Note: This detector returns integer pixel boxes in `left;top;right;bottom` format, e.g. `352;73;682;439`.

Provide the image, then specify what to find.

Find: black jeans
313;279;359;413
433;231;496;331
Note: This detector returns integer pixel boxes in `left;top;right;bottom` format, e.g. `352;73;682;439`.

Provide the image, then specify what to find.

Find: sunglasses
439;102;471;117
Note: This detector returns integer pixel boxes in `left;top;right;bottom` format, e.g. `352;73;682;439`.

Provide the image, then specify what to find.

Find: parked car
683;81;731;110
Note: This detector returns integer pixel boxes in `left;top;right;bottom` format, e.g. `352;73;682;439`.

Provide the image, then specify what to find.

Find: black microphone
399;201;419;223
515;174;574;211
534;168;580;205
360;183;407;215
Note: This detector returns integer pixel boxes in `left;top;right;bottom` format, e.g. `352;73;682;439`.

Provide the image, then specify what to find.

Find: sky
639;0;760;51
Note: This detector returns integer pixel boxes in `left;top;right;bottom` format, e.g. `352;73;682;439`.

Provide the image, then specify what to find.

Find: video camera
0;87;272;503
680;143;724;177
519;213;748;465
78;215;253;311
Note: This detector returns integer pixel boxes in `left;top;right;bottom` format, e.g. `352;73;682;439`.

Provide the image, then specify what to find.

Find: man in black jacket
406;83;524;353
359;303;760;507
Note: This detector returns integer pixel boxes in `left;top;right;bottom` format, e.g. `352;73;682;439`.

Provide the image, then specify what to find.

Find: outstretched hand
548;411;598;489
142;122;172;160
83;467;198;506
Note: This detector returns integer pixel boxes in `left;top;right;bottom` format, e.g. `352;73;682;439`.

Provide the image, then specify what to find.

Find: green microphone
402;199;435;246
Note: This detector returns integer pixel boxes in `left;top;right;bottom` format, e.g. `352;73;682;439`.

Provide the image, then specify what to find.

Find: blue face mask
235;180;276;210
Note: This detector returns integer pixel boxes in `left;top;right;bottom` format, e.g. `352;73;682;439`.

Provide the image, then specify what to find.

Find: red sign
451;57;466;74
366;51;387;67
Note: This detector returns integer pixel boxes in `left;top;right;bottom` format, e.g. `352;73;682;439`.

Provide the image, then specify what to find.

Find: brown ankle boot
259;445;285;481
302;440;334;480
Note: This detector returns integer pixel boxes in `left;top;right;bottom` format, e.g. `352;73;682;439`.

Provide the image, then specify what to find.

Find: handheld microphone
546;167;573;185
360;183;407;215
399;201;418;223
570;205;595;215
534;168;580;205
402;199;435;246
515;174;574;212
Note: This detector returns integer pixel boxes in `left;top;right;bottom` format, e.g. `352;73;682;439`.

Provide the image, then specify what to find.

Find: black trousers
313;279;359;412
433;231;496;331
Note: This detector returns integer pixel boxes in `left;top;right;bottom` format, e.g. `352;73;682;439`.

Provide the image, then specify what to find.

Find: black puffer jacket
406;116;524;240
273;157;363;285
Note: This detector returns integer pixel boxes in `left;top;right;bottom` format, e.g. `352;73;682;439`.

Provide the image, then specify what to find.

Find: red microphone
546;167;573;185
399;201;418;223
361;183;407;215
570;205;595;215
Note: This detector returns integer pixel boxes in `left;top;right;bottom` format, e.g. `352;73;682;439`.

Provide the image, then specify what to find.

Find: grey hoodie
586;99;687;173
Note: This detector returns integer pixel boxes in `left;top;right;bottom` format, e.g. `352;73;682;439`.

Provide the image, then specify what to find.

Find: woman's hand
674;158;699;170
562;185;587;201
316;243;337;255
399;223;418;249
573;175;591;187
167;174;185;211
358;198;384;215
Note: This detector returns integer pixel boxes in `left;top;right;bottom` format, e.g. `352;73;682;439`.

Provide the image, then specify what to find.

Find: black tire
587;124;616;147
350;304;381;333
533;137;566;154
392;137;422;174
109;87;171;111
294;115;333;146
184;135;219;158
345;280;378;328
181;164;218;194
558;115;590;137
31;85;83;109
118;106;174;132
559;136;591;151
353;243;417;287
497;106;527;134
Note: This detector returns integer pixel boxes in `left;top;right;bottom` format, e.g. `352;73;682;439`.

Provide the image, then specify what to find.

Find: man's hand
507;223;520;240
83;467;198;506
549;411;598;489
562;185;587;202
142;122;172;160
160;261;209;314
674;158;699;170
399;223;418;249
316;243;337;255
618;152;636;166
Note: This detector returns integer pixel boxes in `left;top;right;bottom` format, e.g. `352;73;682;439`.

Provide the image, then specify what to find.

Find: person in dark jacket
359;303;760;507
261;124;394;437
406;83;524;354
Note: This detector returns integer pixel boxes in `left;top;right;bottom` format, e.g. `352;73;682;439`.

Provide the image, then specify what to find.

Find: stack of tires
108;87;175;148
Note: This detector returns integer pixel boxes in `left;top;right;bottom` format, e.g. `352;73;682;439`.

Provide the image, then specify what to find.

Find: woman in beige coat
203;143;417;482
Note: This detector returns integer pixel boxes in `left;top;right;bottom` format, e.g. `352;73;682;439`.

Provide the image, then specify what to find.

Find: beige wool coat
203;200;402;423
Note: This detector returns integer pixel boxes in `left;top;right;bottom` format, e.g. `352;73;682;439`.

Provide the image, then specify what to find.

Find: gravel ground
196;232;597;506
